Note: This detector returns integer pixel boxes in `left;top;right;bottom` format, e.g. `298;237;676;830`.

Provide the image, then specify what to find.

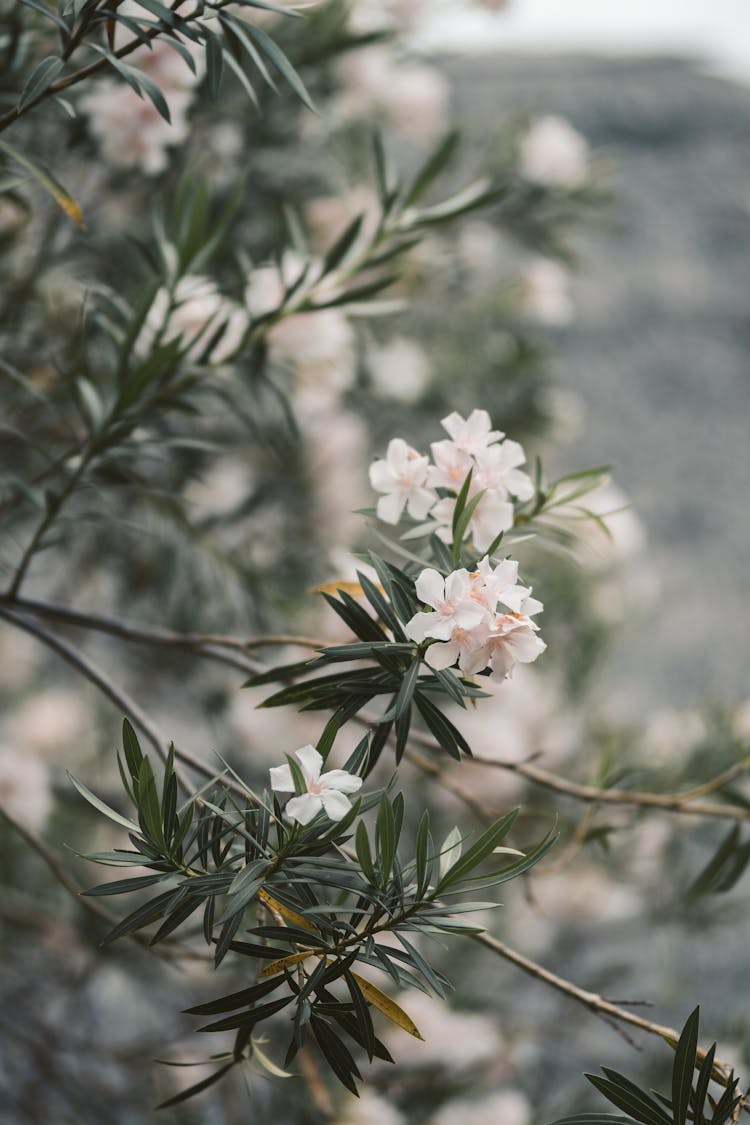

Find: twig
1;593;321;661
472;931;736;1085
0;605;262;806
0;804;207;962
403;727;750;823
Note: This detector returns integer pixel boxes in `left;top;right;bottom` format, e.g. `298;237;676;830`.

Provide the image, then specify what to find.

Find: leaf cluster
550;1007;743;1125
73;720;555;1103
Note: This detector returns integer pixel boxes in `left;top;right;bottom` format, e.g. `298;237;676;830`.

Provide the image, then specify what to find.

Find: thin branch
2;593;322;660
0;605;259;805
403;727;750;823
473;931;737;1085
0;804;207;961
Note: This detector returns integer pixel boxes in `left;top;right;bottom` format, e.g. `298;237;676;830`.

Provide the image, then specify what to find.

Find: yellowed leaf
350;971;424;1040
308;578;370;598
258;888;319;933
259;950;320;978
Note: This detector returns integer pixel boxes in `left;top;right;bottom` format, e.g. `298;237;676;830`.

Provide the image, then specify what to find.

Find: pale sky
415;0;750;85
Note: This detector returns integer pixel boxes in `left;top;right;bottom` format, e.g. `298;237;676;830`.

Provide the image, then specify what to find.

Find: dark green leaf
586;1073;671;1125
156;1060;236;1109
671;1007;700;1125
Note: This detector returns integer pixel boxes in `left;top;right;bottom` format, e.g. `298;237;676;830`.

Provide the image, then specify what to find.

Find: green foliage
549;1008;742;1125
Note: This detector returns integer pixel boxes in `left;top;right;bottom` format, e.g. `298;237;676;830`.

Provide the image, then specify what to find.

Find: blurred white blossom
137;275;248;363
0;746;53;831
368;337;430;402
8;689;86;758
520;257;575;327
381;990;504;1071
429;1089;531;1125
334;1090;406;1125
79;17;204;176
519;115;589;188
334;48;450;140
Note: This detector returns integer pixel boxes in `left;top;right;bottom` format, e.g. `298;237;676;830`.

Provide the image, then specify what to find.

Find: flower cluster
406;559;545;681
368;410;534;551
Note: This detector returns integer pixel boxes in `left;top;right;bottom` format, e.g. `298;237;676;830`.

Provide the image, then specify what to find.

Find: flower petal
415;568;445;608
424;640;460;670
285;793;323;825
377;491;405;525
319;789;353;822
320;770;363;795
269;764;294;792
294;744;323;784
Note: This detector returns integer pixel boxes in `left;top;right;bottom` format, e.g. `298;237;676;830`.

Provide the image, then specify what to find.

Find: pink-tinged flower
432;492;515;554
440;409;503;454
270;745;362;825
486;612;546;681
474;441;535;503
423;621;491;673
369;438;436;524
406;568;487;643
427;440;474;491
470;557;530;613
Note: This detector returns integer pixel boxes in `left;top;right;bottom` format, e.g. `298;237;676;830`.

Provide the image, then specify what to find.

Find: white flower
270;745;362;825
521;257;574;327
485;609;546;681
369;438;437;525
471;556;529;612
432;491;514;554
0;747;53;832
333;48;449;141
421;621;491;673
368;337;430;403
406;568;486;643
519;115;589;188
136;275;248;363
406;562;545;679
440;409;503;454
427;439;474;491
79;23;203;176
474;441;535;503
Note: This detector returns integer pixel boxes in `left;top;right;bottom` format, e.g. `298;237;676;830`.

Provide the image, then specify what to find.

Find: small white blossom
519;115;589;188
369;438;437;525
406;568;487;644
270;745;362;825
440;409;503;454
474;441;535;503
521;257;575;327
0;747;53;832
137;275;248;363
485;609;546;681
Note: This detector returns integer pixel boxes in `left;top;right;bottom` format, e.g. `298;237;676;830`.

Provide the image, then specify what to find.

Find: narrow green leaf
671;1007;700;1125
402;130;460;209
156;1061;236;1108
0;139;84;225
67;772;141;833
18;56;65;111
